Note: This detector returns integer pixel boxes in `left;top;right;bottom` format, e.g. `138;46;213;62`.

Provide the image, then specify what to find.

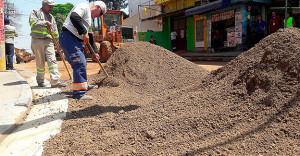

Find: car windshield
103;13;121;27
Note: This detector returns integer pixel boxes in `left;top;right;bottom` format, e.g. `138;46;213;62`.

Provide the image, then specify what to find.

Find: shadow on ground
0;104;140;134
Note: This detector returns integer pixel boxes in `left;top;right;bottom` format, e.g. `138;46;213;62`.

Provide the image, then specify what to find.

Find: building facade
128;0;156;16
138;0;299;52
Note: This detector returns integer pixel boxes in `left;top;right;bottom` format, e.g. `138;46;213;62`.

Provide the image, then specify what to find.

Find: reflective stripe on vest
37;67;45;74
73;82;88;91
284;17;294;28
30;19;59;38
48;64;58;72
5;33;17;37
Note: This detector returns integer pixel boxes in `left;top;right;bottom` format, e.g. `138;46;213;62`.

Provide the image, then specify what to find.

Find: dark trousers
59;32;87;99
171;40;176;50
5;43;14;69
255;34;265;44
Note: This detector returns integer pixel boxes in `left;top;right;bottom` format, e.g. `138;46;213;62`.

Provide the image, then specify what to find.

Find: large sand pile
43;28;300;155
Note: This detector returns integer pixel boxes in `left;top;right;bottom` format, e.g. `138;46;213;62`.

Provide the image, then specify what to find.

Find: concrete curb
0;68;68;155
13;70;33;107
0;70;33;143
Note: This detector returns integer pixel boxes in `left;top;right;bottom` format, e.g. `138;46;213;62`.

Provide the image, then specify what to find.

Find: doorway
195;18;204;47
172;16;187;50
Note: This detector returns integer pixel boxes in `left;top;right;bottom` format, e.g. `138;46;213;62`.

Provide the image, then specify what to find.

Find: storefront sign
212;10;235;22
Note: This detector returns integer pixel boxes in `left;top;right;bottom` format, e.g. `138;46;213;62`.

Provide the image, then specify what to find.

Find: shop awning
185;0;231;16
141;8;190;21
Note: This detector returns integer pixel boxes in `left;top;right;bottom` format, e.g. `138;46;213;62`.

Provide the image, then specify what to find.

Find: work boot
51;82;67;88
79;95;93;100
88;84;97;90
38;82;48;87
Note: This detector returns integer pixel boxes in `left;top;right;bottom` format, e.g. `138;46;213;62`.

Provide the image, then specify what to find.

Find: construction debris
15;48;35;63
43;28;300;155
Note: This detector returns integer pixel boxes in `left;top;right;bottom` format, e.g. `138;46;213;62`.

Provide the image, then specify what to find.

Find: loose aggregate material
43;28;300;155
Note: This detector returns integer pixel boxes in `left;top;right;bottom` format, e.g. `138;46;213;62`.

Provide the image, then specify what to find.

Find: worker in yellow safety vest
284;13;296;28
29;0;66;88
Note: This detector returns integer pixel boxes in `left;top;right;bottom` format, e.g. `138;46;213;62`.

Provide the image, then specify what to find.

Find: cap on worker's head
92;1;107;14
4;18;10;23
42;0;55;6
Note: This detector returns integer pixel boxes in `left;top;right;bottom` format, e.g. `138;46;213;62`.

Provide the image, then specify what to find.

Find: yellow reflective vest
29;8;59;39
284;17;294;28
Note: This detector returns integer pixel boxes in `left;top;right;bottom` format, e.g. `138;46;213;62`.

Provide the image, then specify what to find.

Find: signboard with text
212;10;235;22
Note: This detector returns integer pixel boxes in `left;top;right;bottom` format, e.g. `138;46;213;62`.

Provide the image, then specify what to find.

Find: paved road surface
15;59;228;80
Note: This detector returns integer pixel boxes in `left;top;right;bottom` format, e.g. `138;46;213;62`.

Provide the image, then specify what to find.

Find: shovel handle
86;42;109;77
47;26;72;80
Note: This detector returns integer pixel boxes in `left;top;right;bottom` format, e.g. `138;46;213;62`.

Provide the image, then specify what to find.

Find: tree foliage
88;0;128;10
54;13;67;33
51;3;74;33
52;3;74;17
4;0;22;32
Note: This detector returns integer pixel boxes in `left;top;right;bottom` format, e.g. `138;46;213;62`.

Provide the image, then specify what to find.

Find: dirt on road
15;59;101;79
43;28;300;155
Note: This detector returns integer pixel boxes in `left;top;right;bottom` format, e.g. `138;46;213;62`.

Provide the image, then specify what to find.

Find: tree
52;3;74;17
4;0;22;32
87;0;128;10
51;3;74;33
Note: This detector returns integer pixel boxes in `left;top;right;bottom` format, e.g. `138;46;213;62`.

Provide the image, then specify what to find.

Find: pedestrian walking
59;1;106;100
170;30;177;52
29;0;66;88
4;18;18;70
269;12;282;33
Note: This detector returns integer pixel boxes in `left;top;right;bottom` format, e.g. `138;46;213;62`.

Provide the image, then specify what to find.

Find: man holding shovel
29;0;66;88
59;1;106;100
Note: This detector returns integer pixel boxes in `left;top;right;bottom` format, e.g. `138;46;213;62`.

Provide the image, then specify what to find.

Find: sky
13;0;128;52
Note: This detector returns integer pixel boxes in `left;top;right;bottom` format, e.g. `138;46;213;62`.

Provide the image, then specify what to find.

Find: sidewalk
0;70;33;141
0;68;68;155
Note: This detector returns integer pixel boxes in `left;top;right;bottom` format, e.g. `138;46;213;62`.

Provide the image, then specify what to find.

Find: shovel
86;42;109;78
47;26;72;80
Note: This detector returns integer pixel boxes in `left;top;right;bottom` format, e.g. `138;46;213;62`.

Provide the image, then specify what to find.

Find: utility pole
4;0;15;18
284;0;287;28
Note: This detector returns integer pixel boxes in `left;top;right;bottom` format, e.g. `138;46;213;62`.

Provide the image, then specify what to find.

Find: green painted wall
186;17;195;51
138;31;168;48
138;17;172;51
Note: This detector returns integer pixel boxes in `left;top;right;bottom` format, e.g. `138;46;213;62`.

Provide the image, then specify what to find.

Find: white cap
42;0;55;5
92;1;106;14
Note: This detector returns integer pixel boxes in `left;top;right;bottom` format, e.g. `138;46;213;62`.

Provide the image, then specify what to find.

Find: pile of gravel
43;28;300;155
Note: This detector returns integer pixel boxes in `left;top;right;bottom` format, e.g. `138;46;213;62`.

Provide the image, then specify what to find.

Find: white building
124;3;162;32
128;0;155;17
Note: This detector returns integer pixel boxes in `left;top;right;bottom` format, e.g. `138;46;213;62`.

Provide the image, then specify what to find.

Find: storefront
172;14;187;50
188;4;245;51
185;0;272;52
185;0;232;51
210;10;236;49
